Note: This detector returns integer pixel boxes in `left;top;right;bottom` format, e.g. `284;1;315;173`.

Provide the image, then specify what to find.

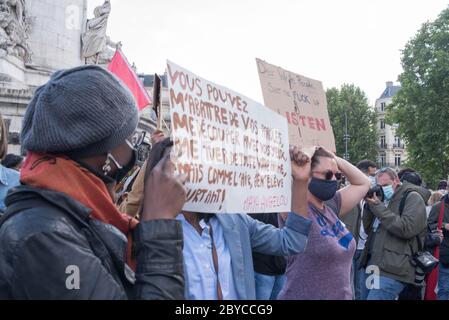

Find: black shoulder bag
399;191;439;275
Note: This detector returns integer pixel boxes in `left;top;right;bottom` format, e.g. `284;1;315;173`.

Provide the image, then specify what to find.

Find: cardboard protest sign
256;59;336;152
167;61;291;214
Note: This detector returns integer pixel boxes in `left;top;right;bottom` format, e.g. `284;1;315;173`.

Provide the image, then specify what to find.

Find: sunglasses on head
313;170;343;181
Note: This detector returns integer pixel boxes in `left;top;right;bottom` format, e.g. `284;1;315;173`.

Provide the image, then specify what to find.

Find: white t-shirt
357;200;368;250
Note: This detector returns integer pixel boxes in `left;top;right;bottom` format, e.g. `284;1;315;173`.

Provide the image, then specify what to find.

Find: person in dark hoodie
362;167;430;300
0;65;186;300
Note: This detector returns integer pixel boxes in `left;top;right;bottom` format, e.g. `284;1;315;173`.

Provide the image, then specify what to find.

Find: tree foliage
387;8;449;188
327;84;379;164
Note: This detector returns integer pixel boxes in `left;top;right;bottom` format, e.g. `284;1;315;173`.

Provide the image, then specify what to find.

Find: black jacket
341;203;363;246
0;186;184;300
249;213;286;276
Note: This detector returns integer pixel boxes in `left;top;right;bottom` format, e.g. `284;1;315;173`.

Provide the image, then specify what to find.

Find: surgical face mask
382;185;394;202
308;177;339;202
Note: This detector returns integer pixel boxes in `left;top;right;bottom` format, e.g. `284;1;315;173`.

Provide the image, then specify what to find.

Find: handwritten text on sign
168;61;292;214
257;59;336;152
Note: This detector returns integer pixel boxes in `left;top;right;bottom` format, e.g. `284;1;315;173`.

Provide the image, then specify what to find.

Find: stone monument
0;0;154;154
0;0;88;154
81;0;118;66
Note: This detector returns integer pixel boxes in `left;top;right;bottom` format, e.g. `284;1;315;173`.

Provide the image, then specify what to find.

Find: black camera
366;185;385;202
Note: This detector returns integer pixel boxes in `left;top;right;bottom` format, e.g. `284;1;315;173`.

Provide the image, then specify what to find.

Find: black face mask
113;149;137;183
308;177;338;201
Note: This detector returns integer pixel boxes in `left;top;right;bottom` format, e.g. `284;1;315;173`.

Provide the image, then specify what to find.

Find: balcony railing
393;143;405;149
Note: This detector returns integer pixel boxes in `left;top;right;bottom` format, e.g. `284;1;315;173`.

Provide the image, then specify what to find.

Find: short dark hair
398;168;422;186
311;148;335;170
356;159;377;173
437;180;448;190
1;154;23;169
397;167;415;180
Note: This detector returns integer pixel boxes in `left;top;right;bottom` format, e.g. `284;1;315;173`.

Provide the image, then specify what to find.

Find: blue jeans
438;265;449;300
254;272;286;300
353;250;368;300
367;276;406;300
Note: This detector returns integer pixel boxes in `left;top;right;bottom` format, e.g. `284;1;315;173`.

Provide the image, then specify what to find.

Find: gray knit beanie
21;65;139;158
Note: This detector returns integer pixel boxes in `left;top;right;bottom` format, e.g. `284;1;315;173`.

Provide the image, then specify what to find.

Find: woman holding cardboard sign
278;146;371;300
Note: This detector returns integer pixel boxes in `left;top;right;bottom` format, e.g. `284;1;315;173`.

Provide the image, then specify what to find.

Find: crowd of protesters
0;65;447;300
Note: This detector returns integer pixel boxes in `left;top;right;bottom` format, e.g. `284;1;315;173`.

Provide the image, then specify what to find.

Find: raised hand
141;148;187;221
150;130;166;145
290;145;311;182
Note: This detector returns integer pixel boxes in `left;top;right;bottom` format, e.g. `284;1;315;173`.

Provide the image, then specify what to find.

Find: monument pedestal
0;55;53;89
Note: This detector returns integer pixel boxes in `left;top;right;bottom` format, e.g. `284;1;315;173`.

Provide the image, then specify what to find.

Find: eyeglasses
312;170;342;181
126;131;146;150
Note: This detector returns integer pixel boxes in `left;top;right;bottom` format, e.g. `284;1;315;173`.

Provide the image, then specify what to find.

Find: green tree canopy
326;84;379;164
387;8;449;188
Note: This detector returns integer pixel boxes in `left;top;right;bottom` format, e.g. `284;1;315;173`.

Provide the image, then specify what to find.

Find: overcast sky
88;0;448;106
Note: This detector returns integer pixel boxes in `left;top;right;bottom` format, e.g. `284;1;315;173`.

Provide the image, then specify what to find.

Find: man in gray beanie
21;65;139;158
0;65;187;300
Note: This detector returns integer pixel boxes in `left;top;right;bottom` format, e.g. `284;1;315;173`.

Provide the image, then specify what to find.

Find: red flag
108;49;151;111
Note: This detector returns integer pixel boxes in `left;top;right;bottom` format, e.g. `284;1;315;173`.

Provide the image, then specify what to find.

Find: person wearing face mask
0;65;187;299
361;167;429;300
278;147;371;300
341;159;377;300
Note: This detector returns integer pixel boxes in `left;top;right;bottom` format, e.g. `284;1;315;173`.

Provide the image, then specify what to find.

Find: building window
395;154;401;167
380;119;385;130
394;136;403;148
380;153;386;167
380;136;386;149
381;102;386;112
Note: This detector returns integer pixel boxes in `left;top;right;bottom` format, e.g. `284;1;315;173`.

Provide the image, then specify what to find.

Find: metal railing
393;143;405;149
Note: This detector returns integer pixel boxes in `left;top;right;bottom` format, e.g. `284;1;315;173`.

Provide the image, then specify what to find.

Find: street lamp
343;109;351;161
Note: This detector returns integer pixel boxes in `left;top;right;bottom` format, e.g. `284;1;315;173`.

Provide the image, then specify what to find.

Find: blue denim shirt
0;165;20;212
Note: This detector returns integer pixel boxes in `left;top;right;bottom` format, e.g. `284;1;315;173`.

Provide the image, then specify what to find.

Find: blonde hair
429;191;444;206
